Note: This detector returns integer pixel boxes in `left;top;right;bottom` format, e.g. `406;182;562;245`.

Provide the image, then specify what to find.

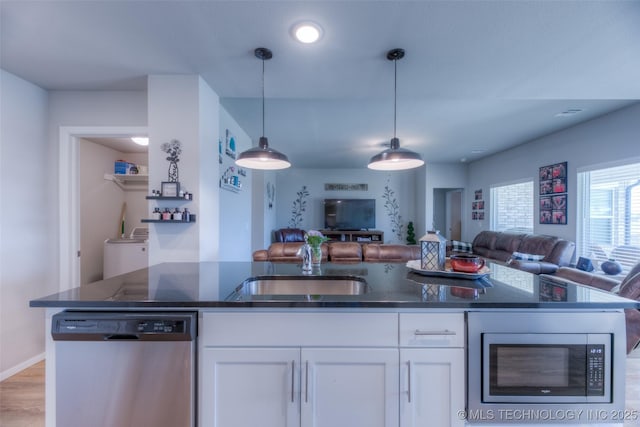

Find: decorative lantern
420;231;447;271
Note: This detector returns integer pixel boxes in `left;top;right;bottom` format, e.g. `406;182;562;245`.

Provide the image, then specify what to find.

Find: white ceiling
2;1;639;168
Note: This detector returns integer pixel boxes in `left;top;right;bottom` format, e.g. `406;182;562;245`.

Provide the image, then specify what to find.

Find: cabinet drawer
201;312;398;347
399;313;464;347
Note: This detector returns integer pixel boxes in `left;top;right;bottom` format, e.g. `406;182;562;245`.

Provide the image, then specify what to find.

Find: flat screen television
324;199;375;230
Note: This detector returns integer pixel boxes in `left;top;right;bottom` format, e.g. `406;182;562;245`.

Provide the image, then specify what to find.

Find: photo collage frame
539;161;567;224
472;189;484;221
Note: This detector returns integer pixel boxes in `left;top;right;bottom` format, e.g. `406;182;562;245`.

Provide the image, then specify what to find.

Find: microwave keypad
587;344;605;395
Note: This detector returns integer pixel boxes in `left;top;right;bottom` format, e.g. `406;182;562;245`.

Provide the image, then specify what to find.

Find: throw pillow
510;251;545;262
450;240;472;254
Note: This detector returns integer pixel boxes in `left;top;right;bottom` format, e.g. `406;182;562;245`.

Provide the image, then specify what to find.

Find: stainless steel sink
234;275;368;296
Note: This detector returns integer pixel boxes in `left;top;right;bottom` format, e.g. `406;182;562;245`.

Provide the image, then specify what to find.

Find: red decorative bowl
449;254;485;273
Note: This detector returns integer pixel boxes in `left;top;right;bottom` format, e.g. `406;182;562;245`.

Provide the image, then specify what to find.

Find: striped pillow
450;240;473;254
510;251;545;262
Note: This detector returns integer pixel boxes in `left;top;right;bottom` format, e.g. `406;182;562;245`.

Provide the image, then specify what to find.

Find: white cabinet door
400;348;465;427
201;348;300;427
301;348;399;427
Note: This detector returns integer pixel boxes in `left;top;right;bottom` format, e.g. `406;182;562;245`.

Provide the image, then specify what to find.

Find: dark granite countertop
30;261;640;309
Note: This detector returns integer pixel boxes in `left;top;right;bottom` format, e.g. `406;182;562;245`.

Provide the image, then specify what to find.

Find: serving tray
406;259;490;280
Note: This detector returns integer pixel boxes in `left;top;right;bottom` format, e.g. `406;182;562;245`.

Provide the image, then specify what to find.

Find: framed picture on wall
539;161;567;224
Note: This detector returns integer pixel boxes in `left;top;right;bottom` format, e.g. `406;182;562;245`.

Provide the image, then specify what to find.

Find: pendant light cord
262;56;265;137
393;57;397;139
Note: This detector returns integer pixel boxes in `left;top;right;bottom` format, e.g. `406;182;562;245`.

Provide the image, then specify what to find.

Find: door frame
58;126;147;292
445;189;463;241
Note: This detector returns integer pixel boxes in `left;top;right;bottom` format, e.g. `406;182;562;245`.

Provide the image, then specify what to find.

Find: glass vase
310;244;322;266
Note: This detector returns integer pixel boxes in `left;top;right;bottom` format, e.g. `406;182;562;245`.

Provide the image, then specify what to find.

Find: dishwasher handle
104;334;140;340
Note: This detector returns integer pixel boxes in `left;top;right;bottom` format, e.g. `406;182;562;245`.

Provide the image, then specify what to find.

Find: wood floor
1;355;639;427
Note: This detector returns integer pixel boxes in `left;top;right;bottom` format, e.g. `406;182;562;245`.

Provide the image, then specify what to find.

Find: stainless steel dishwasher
51;311;197;427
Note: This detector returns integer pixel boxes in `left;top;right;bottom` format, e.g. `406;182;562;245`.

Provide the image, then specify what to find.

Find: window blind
490;181;534;233
578;162;640;274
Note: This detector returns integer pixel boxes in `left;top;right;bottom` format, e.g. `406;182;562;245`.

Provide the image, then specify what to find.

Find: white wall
250;170;277;252
275;168;420;244
147;75;220;264
218;107;252;261
465;102;640;244
79;140;147;284
0;70;52;379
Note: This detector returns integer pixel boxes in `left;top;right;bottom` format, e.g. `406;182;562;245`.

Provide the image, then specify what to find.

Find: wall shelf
104;173;149;191
221;182;241;193
146;196;193;201
141;215;196;224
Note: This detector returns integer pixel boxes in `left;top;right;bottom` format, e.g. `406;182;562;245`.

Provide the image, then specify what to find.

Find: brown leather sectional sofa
552;262;640;354
471;230;575;274
252;241;419;263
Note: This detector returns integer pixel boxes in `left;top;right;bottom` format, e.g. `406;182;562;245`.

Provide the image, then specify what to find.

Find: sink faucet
297;243;313;273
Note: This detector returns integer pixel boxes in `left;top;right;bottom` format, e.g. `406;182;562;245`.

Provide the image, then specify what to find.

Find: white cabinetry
201;348;299;427
302;348;398;427
200;311;465;427
399;313;465;427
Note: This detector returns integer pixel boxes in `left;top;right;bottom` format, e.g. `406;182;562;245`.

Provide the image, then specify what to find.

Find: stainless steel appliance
52;311;196;427
467;311;626;423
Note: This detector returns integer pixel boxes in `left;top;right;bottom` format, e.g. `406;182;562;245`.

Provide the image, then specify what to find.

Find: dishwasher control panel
51;311;196;341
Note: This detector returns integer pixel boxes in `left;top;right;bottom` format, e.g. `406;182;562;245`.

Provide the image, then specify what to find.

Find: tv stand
321;229;383;243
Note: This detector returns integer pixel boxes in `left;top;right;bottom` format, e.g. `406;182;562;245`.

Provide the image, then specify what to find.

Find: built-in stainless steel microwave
482;333;610;403
467;311;627;424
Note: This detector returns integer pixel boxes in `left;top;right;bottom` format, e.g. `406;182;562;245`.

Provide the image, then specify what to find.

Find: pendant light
368;48;424;171
236;47;291;170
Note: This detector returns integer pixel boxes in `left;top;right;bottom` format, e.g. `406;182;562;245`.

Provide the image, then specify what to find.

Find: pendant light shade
368;48;424;171
236;47;291;170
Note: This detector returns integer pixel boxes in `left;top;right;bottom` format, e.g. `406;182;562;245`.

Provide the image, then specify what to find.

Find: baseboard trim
0;352;45;382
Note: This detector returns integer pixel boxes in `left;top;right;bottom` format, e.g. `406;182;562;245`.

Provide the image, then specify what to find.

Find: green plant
406;221;416;245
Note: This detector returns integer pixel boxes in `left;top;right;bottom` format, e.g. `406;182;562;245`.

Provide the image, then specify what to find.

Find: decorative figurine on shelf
420;230;447;271
161;139;182;182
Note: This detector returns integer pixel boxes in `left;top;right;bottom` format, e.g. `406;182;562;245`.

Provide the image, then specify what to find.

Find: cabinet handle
407;360;412;403
305;361;309;403
414;329;456;336
291;360;295;403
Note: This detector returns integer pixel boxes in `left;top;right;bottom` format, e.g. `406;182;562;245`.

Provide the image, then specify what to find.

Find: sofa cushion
363;244;420;263
267;242;305;262
273;228;306;243
517;234;558;261
328;242;362;263
472;231;497;251
495;232;526;253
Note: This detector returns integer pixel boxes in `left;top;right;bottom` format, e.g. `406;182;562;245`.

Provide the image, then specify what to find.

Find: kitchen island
31;261;640;427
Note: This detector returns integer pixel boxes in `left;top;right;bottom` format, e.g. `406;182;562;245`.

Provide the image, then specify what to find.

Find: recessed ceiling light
291;21;323;44
131;137;149;146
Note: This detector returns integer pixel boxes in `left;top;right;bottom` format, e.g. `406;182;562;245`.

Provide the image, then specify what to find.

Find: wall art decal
289;185;309;228
382;180;403;242
266;182;275;209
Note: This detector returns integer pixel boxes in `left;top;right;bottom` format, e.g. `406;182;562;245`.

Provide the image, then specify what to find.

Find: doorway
58;126;148;291
433;188;463;241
